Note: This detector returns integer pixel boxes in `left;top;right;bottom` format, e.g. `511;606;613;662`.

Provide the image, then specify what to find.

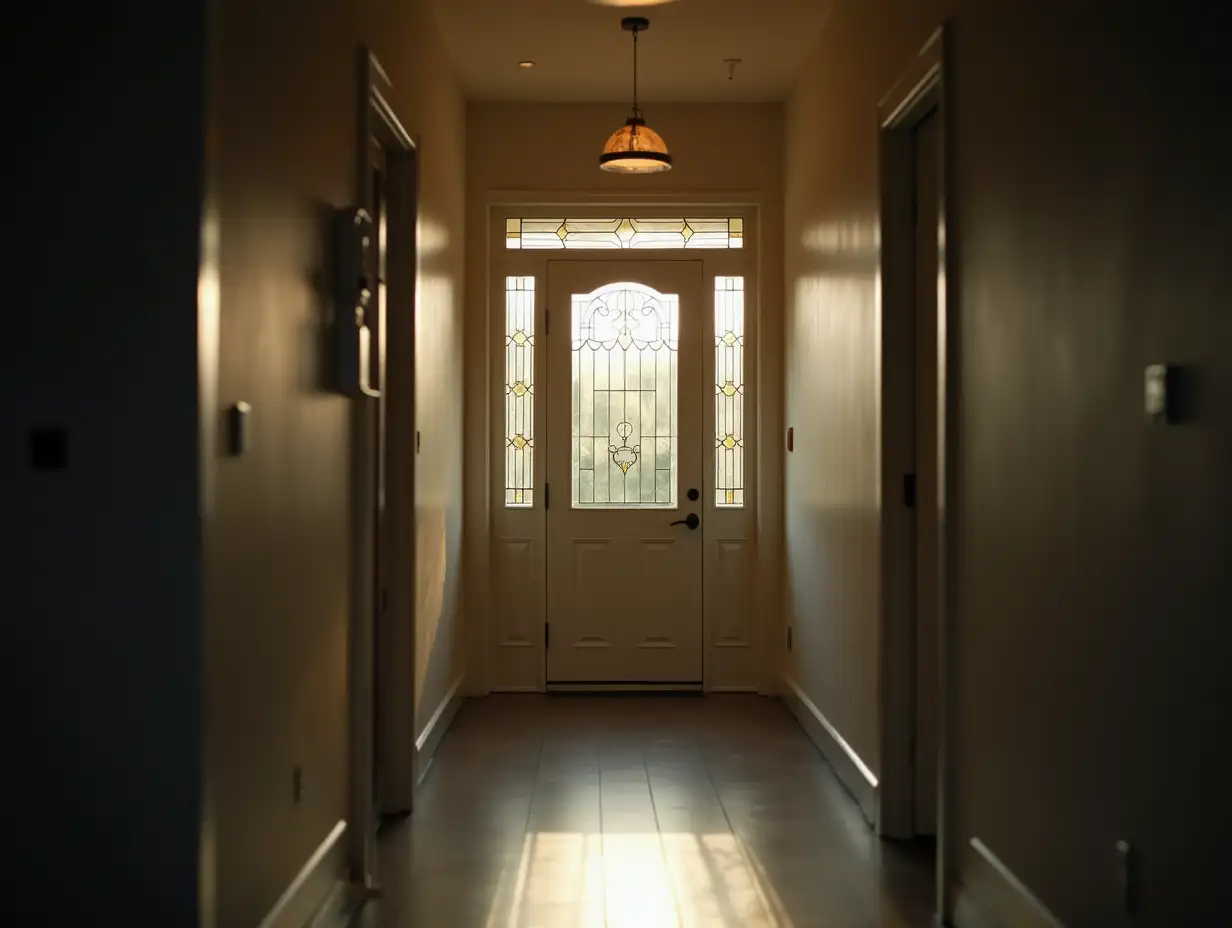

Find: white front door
545;260;705;684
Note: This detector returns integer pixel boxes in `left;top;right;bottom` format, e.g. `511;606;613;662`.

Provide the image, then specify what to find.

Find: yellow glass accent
726;490;736;505
511;434;529;450
682;224;694;242
721;380;738;397
512;330;529;346
722;435;737;450
555;223;567;239
511;380;529;397
722;331;738;347
616;218;636;244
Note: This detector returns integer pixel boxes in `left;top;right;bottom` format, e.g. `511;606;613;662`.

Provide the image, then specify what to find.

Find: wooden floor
358;695;935;928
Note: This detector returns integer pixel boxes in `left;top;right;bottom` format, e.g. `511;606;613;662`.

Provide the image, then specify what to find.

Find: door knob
670;513;700;531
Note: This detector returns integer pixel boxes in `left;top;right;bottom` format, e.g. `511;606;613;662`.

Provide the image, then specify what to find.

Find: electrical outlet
292;765;306;804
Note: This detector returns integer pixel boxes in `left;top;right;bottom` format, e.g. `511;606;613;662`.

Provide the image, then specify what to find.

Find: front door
545;260;705;684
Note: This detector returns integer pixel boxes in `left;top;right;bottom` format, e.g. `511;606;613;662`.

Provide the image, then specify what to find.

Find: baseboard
782;674;879;826
256;820;347;928
547;683;703;694
950;838;1064;928
415;674;463;782
307;879;354;928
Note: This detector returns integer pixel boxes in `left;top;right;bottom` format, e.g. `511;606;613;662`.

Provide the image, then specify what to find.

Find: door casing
479;200;769;695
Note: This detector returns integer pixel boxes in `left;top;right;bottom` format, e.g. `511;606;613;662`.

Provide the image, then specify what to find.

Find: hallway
361;696;934;928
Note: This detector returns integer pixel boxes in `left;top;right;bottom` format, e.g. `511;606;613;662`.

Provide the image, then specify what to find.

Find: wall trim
256;820;347;928
782;675;878;825
415;674;464;775
950;838;1065;928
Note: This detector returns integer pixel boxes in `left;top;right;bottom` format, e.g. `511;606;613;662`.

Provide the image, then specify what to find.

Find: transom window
506;217;743;250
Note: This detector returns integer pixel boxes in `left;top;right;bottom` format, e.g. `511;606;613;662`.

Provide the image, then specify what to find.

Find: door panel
546;260;705;684
913;110;941;836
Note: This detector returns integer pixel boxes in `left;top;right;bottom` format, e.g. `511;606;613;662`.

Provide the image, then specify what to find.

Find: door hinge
544;622;550;649
545;308;550;334
544;482;550;510
787;626;793;652
903;473;917;508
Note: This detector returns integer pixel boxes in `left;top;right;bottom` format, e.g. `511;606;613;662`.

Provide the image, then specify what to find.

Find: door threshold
547;682;703;694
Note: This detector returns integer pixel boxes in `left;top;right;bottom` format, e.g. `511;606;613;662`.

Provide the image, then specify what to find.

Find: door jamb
472;196;776;697
874;23;955;922
348;47;418;896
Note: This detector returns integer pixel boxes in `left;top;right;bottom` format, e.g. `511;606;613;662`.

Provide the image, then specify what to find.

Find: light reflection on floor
361;696;935;928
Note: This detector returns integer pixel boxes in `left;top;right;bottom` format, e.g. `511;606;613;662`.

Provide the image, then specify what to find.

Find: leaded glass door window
545;261;704;685
571;282;679;509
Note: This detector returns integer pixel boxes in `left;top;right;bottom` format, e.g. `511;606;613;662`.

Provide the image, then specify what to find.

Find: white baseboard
415;674;464;782
951;838;1064;928
256;820;347;928
782;674;879;826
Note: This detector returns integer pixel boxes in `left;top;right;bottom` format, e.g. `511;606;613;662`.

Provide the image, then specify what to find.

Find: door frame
347;48;418;895
874;21;956;917
473;195;775;696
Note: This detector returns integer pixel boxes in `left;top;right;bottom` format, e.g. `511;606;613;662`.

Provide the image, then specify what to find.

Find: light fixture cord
632;26;640;118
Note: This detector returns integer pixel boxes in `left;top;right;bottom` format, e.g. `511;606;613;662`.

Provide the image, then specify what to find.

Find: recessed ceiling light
518;60;536;69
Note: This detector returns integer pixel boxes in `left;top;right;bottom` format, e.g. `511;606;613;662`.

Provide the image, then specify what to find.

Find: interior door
913;109;940;836
546;260;705;685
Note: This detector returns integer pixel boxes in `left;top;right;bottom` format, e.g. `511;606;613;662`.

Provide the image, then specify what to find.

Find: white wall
203;0;466;922
785;0;1232;924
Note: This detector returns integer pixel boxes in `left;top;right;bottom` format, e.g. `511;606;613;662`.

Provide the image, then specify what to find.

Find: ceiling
432;0;834;103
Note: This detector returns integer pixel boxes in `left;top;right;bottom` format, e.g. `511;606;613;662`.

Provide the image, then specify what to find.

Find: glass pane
715;276;745;508
505;217;744;250
505;276;535;507
572;282;679;509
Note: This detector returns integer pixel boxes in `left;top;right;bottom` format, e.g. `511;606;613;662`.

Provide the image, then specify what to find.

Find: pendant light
599;17;672;174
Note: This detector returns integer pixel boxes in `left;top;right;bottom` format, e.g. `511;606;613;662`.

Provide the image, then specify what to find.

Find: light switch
228;402;252;455
1144;365;1172;423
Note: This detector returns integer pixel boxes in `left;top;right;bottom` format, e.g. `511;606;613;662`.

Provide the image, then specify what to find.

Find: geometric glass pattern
507;217;743;250
571;282;679;508
715;277;745;508
505;276;535;507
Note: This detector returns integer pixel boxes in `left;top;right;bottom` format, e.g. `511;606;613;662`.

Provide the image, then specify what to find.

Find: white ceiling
431;0;833;103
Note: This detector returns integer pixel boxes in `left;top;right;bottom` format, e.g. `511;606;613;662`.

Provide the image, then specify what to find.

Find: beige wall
204;0;465;923
786;0;1231;924
463;102;785;691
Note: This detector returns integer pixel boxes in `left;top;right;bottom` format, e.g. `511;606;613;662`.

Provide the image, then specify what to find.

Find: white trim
415;674;464;769
875;25;951;878
307;881;352;928
782;675;878;825
547;683;705;694
486;189;765;208
951;839;1066;928
256;820;347;928
482;198;768;695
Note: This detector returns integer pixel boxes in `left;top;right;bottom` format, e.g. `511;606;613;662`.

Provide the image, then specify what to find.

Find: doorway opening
485;208;763;694
348;50;419;893
876;27;952;907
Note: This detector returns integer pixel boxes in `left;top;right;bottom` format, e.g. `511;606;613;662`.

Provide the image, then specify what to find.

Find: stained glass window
572;283;678;509
505;276;534;507
715;277;745;508
506;217;743;250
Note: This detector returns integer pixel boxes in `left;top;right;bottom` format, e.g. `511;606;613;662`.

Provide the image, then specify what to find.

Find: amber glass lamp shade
599;116;673;174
